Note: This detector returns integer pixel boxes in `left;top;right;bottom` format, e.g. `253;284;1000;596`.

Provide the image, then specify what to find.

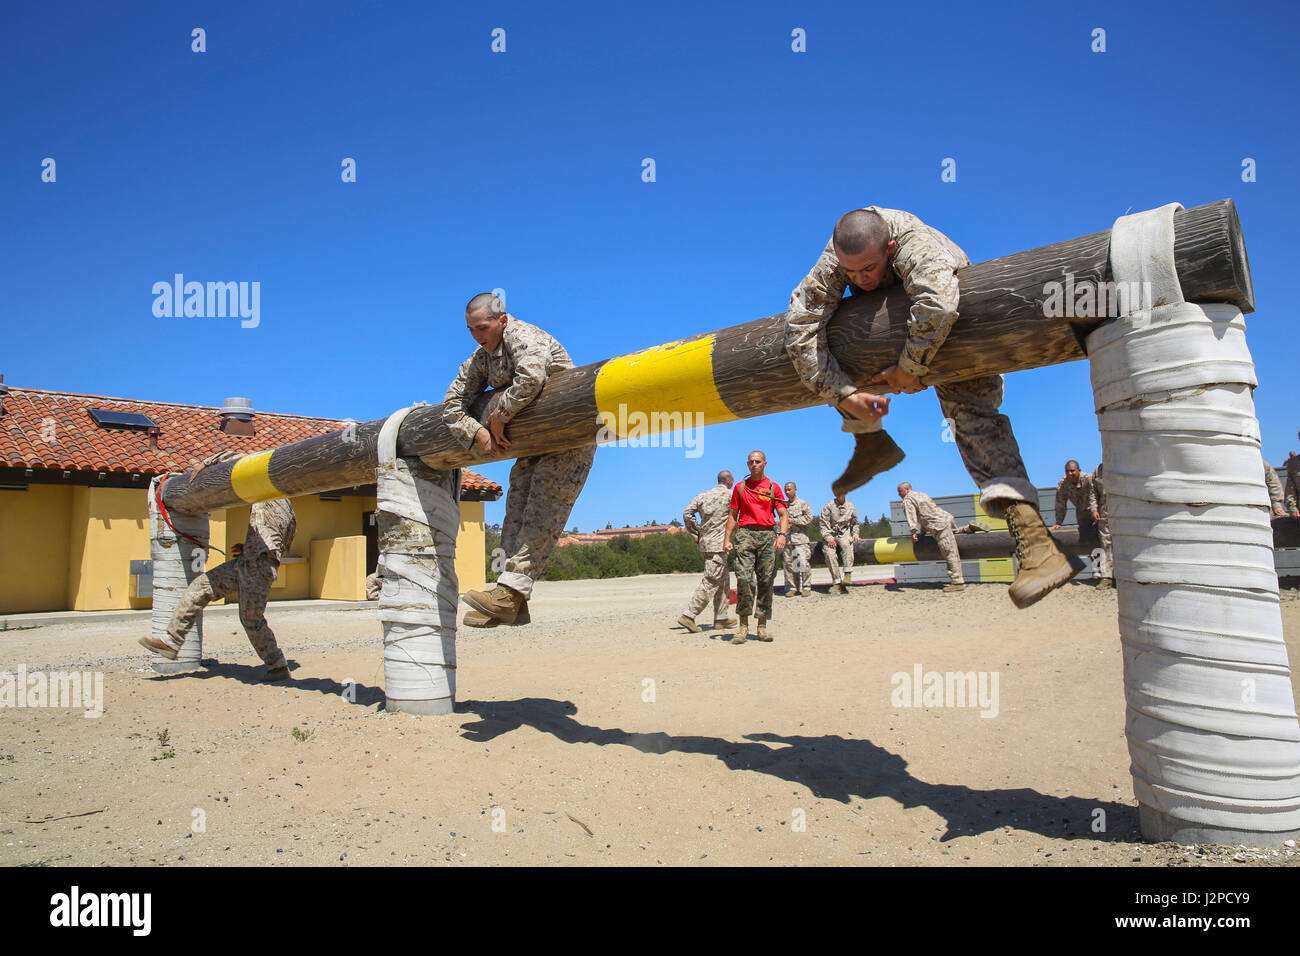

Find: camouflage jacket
783;496;815;546
683;483;733;552
1055;474;1100;525
820;499;859;540
1264;461;1285;512
443;317;575;449
785;206;969;404
902;490;954;536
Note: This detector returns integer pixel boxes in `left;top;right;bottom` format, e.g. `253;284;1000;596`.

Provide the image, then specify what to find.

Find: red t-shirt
730;476;787;528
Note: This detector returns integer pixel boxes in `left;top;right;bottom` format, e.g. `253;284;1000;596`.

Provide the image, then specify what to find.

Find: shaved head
718;470;734;487
897;481;912;498
465;292;506;319
833;209;891;257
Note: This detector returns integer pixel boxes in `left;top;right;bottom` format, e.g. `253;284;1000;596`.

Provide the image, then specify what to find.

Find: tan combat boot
832;430;906;497
463;599;529;628
463;585;527;625
755;615;772;642
138;635;182;660
1096;577;1114;590
714;614;738;628
943;583;966;593
677;613;702;633
731;618;748;645
1004;503;1082;609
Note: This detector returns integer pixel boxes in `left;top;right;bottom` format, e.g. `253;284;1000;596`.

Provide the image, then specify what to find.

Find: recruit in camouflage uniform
445;299;596;627
139;451;296;681
1093;462;1112;577
785;205;1079;608
781;483;815;597
1274;447;1294;515
819;495;859;594
724;451;788;644
676;471;738;633
1264;460;1286;515
1053;462;1113;588
899;484;966;591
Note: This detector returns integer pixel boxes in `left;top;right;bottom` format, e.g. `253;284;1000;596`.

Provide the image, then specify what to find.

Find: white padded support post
1089;203;1300;845
375;406;461;715
147;475;209;673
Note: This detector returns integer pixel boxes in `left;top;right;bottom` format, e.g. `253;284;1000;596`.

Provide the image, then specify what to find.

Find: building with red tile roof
0;382;500;614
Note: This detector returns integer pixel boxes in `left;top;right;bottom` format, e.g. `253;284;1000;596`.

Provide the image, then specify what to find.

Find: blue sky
5;0;1298;530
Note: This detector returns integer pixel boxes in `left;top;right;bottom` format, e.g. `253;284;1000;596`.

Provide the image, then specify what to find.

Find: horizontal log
163;200;1252;514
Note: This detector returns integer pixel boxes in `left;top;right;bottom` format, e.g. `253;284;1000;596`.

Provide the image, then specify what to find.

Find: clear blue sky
5;0;1297;530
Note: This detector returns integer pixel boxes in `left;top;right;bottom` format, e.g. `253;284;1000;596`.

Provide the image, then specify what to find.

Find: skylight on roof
88;408;159;431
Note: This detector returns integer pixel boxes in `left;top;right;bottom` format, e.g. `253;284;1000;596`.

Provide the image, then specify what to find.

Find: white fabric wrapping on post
1088;202;1300;842
375;405;461;715
147;475;209;673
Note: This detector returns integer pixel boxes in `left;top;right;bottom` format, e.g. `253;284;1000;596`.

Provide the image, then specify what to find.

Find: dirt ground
2;573;1299;867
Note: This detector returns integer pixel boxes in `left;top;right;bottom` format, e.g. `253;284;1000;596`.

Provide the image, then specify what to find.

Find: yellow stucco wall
456;500;486;592
66;487;152;611
0;486;490;614
0;485;73;614
310;536;367;600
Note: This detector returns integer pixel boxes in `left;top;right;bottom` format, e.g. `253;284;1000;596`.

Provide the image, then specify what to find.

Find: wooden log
164;200;1252;514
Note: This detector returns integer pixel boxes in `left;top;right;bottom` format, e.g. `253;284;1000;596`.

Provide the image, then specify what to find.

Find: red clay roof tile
0;386;501;497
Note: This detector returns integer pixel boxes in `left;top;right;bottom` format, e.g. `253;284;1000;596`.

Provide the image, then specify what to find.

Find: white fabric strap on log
375;404;461;715
1088;203;1300;839
147;475;208;673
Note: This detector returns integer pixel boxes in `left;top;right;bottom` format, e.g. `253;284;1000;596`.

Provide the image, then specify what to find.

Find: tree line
484;514;893;582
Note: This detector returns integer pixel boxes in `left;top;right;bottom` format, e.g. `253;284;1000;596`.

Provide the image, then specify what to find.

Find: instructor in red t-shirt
723;450;789;645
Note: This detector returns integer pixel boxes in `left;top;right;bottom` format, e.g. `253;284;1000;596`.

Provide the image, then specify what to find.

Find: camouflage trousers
824;533;854;584
685;551;731;621
935;375;1037;519
732;526;777;620
167;556;286;668
782;542;812;592
1081;514;1114;578
929;519;965;585
497;445;596;599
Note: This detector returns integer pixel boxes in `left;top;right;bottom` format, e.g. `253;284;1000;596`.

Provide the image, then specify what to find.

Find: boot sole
832;448;906;497
138;636;180;661
1008;554;1084;609
462;594;520;625
678;615;702;633
462;602;530;627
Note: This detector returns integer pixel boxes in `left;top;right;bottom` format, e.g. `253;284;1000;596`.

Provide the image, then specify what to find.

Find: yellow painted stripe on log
594;335;738;438
229;452;281;503
973;493;1007;531
978;557;1015;582
872;536;915;563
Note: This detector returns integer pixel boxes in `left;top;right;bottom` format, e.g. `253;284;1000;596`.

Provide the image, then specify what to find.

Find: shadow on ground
151;660;386;706
459;696;1140;843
